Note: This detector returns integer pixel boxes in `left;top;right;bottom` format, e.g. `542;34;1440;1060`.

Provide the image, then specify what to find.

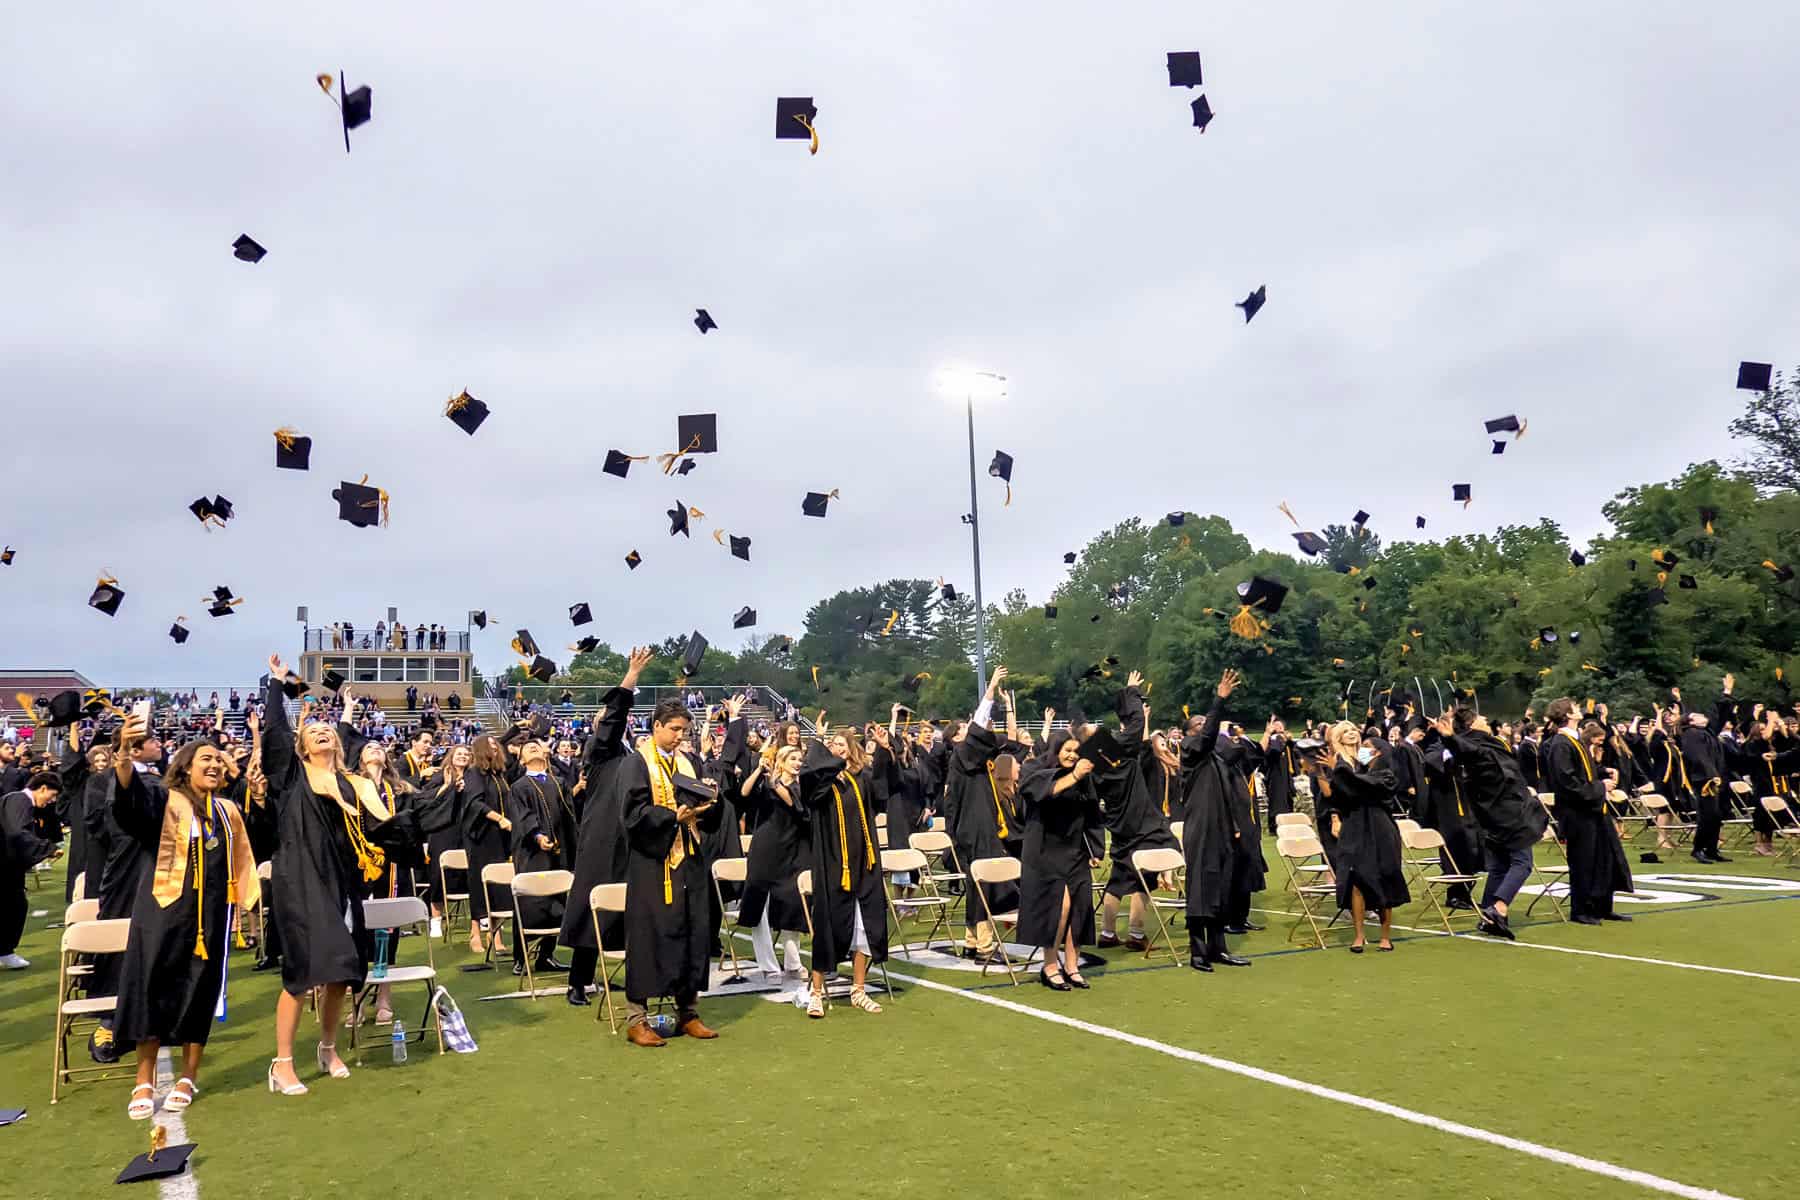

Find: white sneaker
428;917;443;939
0;954;29;970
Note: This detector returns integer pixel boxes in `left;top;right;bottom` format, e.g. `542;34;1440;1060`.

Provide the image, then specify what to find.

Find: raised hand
1126;670;1144;690
1217;668;1241;699
621;646;654;690
267;653;288;679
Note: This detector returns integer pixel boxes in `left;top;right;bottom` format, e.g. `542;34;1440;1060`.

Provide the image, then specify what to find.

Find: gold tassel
1582;662;1599;672
1278;501;1298;527
656;434;703;474
274;426;301;452
1228;605;1261;640
1704;517;1714;536
1401;643;1411;655
811;665;821;688
315;73;335;97
881;610;899;636
793;113;819;154
444;390;472;415
148;1124;169;1161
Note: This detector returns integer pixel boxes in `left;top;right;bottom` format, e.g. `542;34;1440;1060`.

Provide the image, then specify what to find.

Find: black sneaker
89;1026;120;1065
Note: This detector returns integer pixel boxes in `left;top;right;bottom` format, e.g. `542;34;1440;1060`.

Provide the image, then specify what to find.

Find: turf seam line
886;969;1744;1200
153;1046;200;1200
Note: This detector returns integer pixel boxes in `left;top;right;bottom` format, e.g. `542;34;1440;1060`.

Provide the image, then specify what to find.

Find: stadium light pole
935;367;1008;700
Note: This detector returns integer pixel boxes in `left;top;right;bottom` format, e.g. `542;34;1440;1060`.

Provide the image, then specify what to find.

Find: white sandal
805;989;825;1019
316;1043;351;1079
850;988;883;1014
163;1077;197;1112
267;1057;308;1096
127;1082;156;1119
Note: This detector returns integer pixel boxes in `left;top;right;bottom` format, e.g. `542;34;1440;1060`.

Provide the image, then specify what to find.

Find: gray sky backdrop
3;2;1795;686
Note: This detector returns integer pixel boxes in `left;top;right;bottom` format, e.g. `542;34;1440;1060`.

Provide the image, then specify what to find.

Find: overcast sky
4;2;1795;687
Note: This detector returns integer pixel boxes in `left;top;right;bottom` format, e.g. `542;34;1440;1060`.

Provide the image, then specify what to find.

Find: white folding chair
437;848;470;944
1524;793;1570;921
51;919;130;1103
1399;825;1479;933
1762;796;1800;864
510;869;574;997
908;830;967;928
479;862;515;965
1274;813;1313;831
1276;827;1333;893
1130;847;1188;964
350;896;444;1053
1275;833;1340;950
711;857;751;977
967;857;1033;985
1724;781;1758;848
881;848;949;958
586;883;629;1032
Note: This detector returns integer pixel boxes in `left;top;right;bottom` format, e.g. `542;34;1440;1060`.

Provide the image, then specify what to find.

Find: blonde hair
1325;721;1360;760
299;719;347;772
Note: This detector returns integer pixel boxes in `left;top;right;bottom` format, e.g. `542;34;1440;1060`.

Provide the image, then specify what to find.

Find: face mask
1356;746;1374;765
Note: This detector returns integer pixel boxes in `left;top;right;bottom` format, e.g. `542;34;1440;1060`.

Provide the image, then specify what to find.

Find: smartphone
132;699;153;726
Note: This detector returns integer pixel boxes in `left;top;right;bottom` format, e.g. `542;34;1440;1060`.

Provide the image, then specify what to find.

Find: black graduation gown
798;747;887;969
1218;740;1267;893
89;770;157;998
1325;763;1411;911
884;748;929;854
1094;687;1179;898
944;723;1022;923
508;772;571;933
1016;754;1100;947
698;720;748;956
56;743;91;902
1419;742;1482;881
460;768;513;922
1733;738;1800;834
1262;734;1299;832
1645;729;1696;813
1543;731;1631;917
738;773;809;932
560;687;636;954
1179;697;1237;923
1442;731;1547;853
619;749;722;1002
109;774;238;1047
1515;737;1543;795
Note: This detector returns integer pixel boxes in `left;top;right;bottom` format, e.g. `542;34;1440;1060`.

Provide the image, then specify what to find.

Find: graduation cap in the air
0;546;13;565
1043;604;1058;619
1492;440;1506;455
1645;586;1669;607
333;478;388;527
1090;613;1102;623
471;610;488;630
232;235;266;263
189;496;234;528
445;390;489;436
1191;95;1214;132
801;489;839;517
724;533;751;561
732;606;756;630
1292;531;1328;557
1570;550;1587;567
1415;516;1426;530
273;427;311;470
625;549;642;570
603;450;644;479
668;502;692;538
1764;560;1795;583
679;631;708;680
1484;414;1527;439
569;636;600;655
169;618;189;644
318;71;372;153
321;668;346;694
988;451;1013;505
1167;512;1186;527
676;458;697;476
1237;285;1266;323
694;308;717;334
1226;576;1287;639
1737;361;1773;391
1567;630;1582;645
88;575;124;616
116;1127;196;1185
1699;506;1718;536
525;656;556;683
901;671;930;694
206;586;242;617
776;96;819;153
43;690;86;727
939;580;958;602
1453;483;1472;507
569;602;592;626
1678;574;1698;590
1352;510;1370;528
512;630;541;658
676;414;718;456
1361;576;1377;590
1166;51;1203;87
1651;548;1680;570
1539;627;1558;644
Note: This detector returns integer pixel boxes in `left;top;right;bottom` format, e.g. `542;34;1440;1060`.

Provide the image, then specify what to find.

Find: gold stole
639;745;697;903
148;790;259;960
985;763;1010;839
833;774;876;891
1559;730;1594;781
304;764;391;882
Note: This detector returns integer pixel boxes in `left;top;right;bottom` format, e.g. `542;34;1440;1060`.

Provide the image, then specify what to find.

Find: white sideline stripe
887;968;1741;1200
1250;907;1800;985
153;1047;200;1200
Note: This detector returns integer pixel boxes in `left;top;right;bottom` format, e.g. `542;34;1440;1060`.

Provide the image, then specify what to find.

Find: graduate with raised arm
737;739;810;977
1306;720;1410;952
1094;674;1180;950
1260;717;1301;834
504;736;573;977
798;718;889;1018
1179;669;1253;970
944;666;1027;960
1542;697;1632;924
1;771;61;970
1429;707;1548;940
698;695;751;958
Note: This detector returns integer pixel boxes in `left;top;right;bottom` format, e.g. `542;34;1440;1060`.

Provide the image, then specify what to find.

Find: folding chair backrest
364;896;429;930
440;849;470;871
511;869;573;898
256;860;273;882
909;830;952;855
1640;795;1669;813
1537;792;1555;808
797;870;814;899
1403;825;1445;851
588;883;627;914
1395;817;1422;839
63;899;99;925
739;834;754;856
1170;820;1185;844
72;870;85;898
712;857;749;884
1729;780;1751;797
1274;813;1312;829
1762;796;1792;818
929;817;945;832
481;862;515;889
1279;833;1325;859
969;856;1021;885
1131;847;1185;875
62;918;130;955
881;849;927;874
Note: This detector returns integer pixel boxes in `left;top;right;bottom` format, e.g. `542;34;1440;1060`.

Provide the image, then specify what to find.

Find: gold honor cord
657;434;703;475
1278;501;1299;527
986;762;1009;839
881;610;900;636
793;113;819;154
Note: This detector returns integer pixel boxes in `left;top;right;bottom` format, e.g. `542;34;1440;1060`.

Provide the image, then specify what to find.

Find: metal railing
303;627;470;654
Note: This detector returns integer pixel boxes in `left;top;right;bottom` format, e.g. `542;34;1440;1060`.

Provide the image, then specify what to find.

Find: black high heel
1348;943;1365;954
1038;967;1072;992
1065;969;1090;989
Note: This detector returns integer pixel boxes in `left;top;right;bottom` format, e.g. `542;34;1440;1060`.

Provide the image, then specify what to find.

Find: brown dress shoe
1124;936;1150;952
625;1023;667;1047
678;1017;719;1040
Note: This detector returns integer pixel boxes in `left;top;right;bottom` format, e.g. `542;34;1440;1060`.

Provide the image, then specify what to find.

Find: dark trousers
567;945;598;991
1224;869;1254;929
0;869;26;955
1189;920;1226;960
1693;789;1724;855
1480;844;1534;908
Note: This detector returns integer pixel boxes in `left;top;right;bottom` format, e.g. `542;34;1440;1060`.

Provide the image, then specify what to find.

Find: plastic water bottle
371;931;389;980
391;1020;408;1064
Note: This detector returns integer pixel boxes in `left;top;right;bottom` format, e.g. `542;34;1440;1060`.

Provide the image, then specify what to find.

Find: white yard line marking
1249;907;1800;985
887;968;1742;1200
152;1047;200;1200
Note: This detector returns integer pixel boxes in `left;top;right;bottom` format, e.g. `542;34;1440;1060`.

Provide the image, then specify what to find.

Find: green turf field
4;843;1796;1200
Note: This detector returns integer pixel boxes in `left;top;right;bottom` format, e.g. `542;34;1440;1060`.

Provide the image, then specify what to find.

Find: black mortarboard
321;668;346;694
46;691;83;727
274;428;311;470
728;535;751;561
1492;440;1506;455
512;629;540;658
1166;512;1185;527
1081;664;1105;681
1063;551;1077;564
940;581;958;602
677;413;718;455
801;489;838;517
116;1141;196;1185
207;598;237;618
0;547;12;565
1539;627;1558;643
342;81;372;129
1646;587;1669;606
189;497;219;524
1236;286;1265;323
1166;51;1203;87
1737;361;1772;391
1453;483;1472;506
668;503;691;538
680;631;708;679
169;620;189;644
1626;559;1637;572
569;602;592;626
694;308;717;334
676;458;697;476
1333;562;1354;575
1567;630;1582;645
1678;574;1697;590
776;96;818;140
211;496;234;522
1292;531;1328;556
445;390;489;436
88;578;124;616
988;451;1013;484
625;549;642;570
1766;561;1796;583
572;636;599;654
1352;510;1370;527
603;450;637;479
1044;604;1058;619
1415;516;1426;529
1699;506;1717;535
0;1108;25;1126
1361;576;1377;591
1484;415;1525;436
276;671;309;699
526;655;556;683
1652;548;1680;569
733;606;756;630
471;610;488;629
232;235;266;263
1243;576;1289;615
333;480;386;527
1191;95;1214;132
1570;550;1587;567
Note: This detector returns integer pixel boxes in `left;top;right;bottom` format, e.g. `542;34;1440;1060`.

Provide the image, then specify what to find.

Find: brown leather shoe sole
625;1024;667;1047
